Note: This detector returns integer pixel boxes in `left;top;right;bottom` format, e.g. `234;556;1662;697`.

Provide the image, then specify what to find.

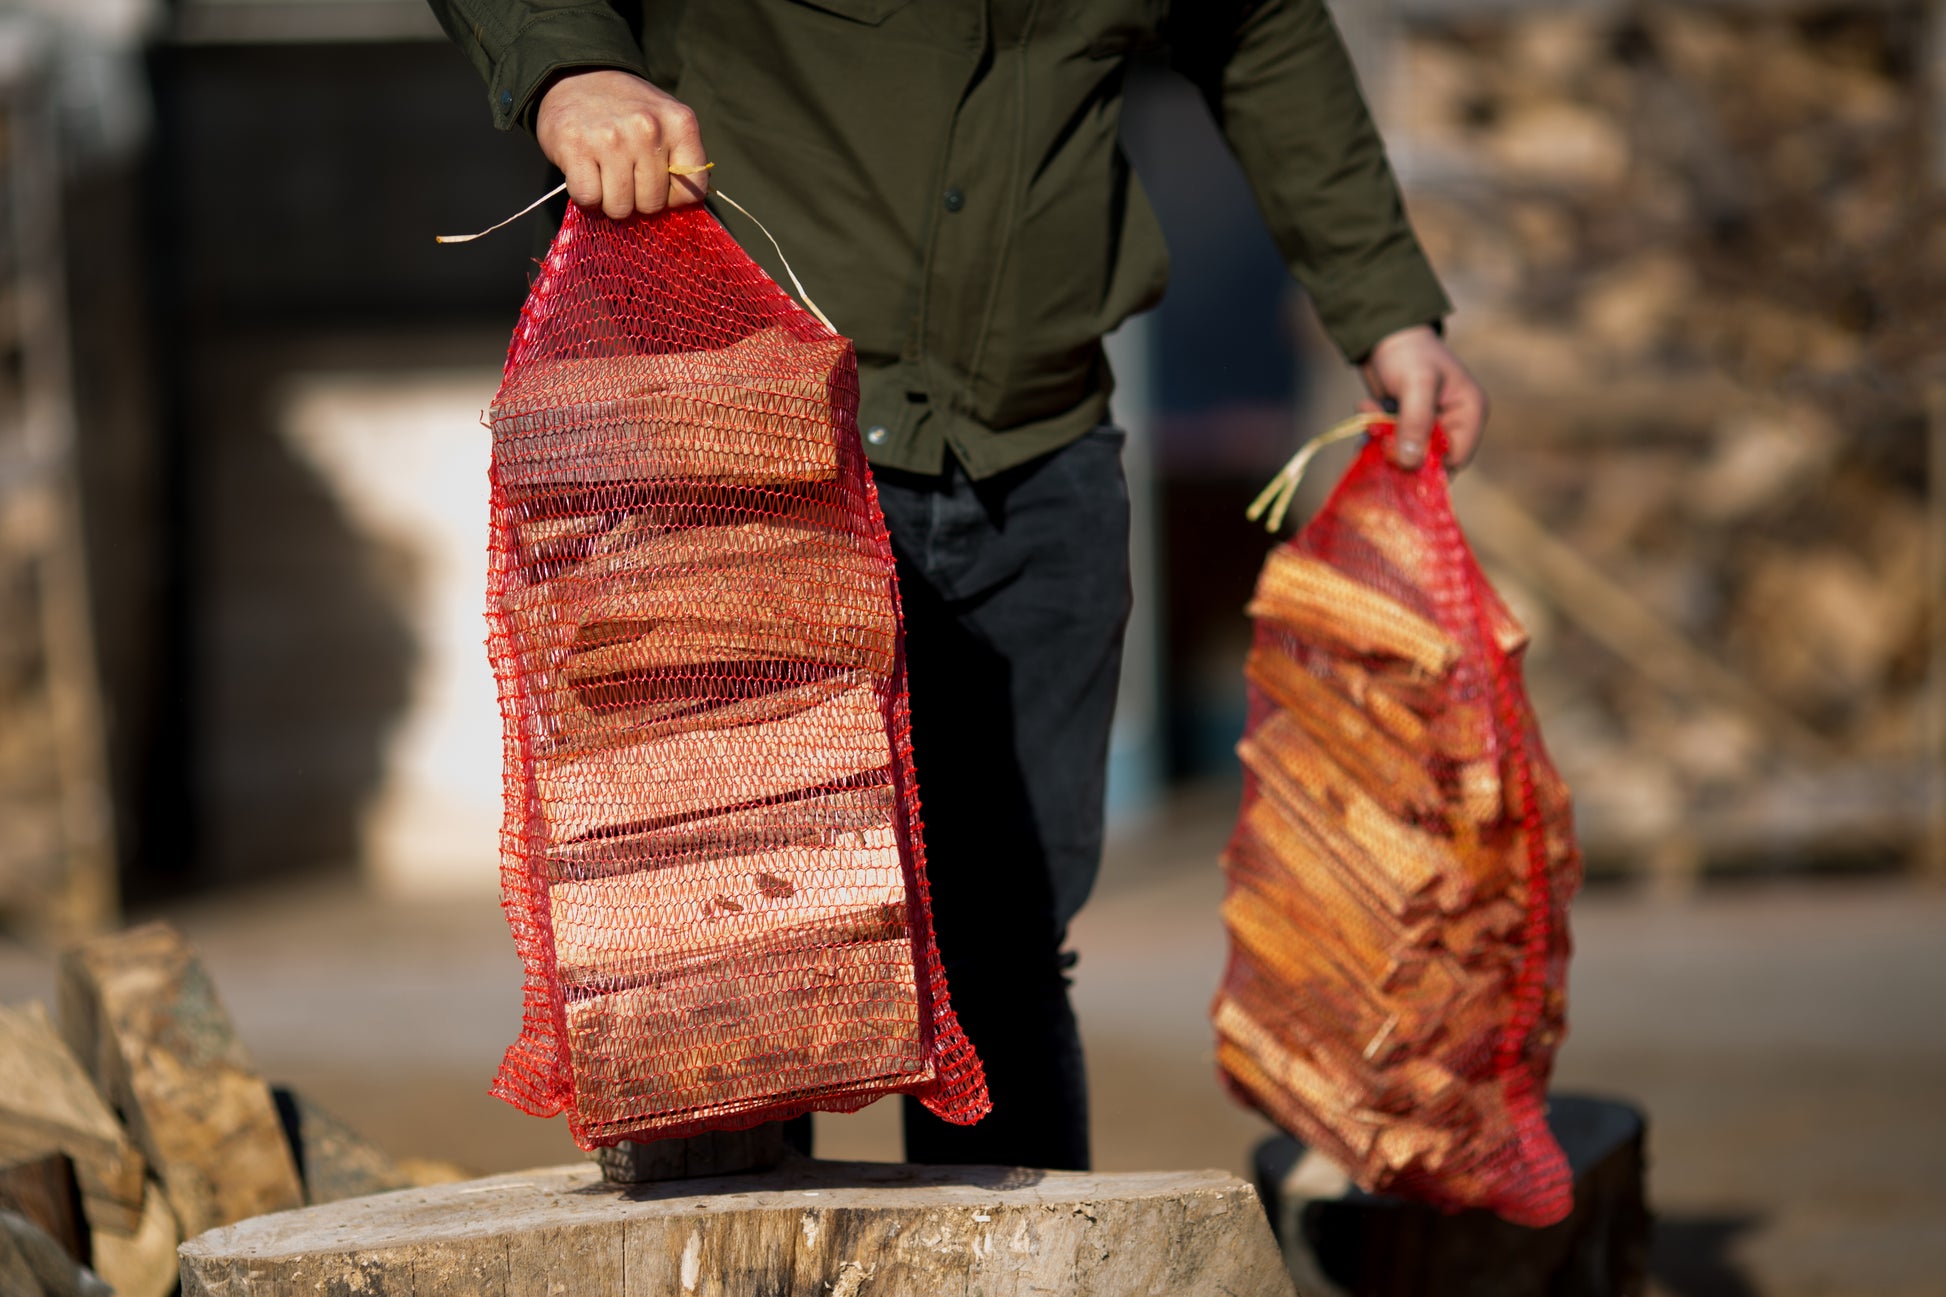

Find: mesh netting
483;203;989;1149
1216;423;1581;1228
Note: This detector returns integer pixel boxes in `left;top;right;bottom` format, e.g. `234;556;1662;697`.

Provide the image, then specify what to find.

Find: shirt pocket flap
789;0;915;24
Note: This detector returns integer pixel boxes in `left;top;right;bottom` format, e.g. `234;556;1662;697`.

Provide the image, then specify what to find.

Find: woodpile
0;20;116;941
0;921;465;1297
1388;0;1946;878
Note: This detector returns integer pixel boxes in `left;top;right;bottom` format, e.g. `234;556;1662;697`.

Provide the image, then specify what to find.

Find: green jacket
427;0;1451;478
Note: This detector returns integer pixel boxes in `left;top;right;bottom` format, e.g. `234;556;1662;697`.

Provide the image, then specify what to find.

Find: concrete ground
2;784;1941;1296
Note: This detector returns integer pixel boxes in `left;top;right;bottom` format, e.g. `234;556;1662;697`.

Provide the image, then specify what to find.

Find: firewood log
549;825;905;983
506;517;893;646
533;677;893;841
491;328;851;488
1220;865;1456;1054
1247;648;1446;820
1233;796;1437;985
1248;549;1461;676
546;784;897;883
1326;660;1432;749
534;667;863;762
563;614;895;686
1244;712;1472;913
1457;758;1508;827
1428;702;1498;766
564;925;925;1136
1215;998;1384;1163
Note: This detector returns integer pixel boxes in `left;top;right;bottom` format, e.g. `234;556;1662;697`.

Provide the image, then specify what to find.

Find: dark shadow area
165;326;515;893
1650;1213;1764;1297
128;34;546;898
1118;60;1313;782
597;1156;1049;1204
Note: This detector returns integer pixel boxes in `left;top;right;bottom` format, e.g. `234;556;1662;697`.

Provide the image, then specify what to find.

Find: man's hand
536;70;709;219
1359;325;1488;471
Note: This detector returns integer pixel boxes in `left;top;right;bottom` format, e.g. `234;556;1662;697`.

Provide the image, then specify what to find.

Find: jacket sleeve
1167;0;1451;363
424;0;650;131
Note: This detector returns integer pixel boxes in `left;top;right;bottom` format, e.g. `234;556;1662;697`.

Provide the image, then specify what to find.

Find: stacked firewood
0;923;461;1297
1215;448;1579;1222
1386;0;1944;872
490;327;929;1143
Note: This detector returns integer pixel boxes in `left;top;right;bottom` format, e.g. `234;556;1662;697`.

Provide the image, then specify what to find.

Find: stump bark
179;1159;1296;1296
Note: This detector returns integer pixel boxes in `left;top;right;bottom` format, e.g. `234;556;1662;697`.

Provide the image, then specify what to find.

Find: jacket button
865;425;889;445
942;187;965;213
498;89;514;113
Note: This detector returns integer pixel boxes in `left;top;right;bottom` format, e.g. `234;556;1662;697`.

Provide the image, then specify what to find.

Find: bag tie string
434;163;837;336
1246;411;1391;534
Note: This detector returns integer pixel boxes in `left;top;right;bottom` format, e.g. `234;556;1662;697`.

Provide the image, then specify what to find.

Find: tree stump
1253;1094;1651;1297
179;1159;1297;1296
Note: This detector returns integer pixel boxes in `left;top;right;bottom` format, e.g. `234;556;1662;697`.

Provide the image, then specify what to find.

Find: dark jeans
873;427;1133;1171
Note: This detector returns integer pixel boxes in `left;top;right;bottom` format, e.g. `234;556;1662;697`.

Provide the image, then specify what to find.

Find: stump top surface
181;1159;1251;1262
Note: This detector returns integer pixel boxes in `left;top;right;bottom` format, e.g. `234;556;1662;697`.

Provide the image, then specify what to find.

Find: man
428;0;1486;1172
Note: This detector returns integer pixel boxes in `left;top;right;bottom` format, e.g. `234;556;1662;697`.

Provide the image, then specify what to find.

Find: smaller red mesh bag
1215;419;1581;1227
483;203;989;1148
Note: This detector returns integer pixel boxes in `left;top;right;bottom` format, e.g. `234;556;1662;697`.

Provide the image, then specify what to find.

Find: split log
0;1002;145;1234
565;920;926;1143
548;825;904;980
533;678;893;840
1239;716;1460;911
87;1180;177;1297
57;922;303;1239
1249;549;1459;677
269;1088;412;1207
490;328;852;488
546;784;897;884
501;517;898;726
178;1161;1297;1297
1246;653;1447;822
1219;866;1455;1058
0;1154;86;1267
534;666;866;763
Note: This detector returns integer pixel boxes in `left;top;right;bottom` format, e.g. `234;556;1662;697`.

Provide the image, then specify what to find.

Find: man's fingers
561;156;604;211
1389;374;1438;469
1439;381;1488;470
665;107;710;208
600;153;637;219
633;153;671;217
535;71;710;219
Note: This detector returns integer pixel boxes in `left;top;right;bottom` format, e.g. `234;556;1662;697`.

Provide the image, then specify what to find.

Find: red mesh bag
483;204;989;1148
1215;417;1581;1227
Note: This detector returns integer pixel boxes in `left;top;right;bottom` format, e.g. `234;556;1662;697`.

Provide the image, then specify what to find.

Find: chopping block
178;1158;1297;1296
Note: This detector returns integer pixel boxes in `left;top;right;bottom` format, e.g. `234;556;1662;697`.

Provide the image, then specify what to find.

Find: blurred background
0;0;1939;1293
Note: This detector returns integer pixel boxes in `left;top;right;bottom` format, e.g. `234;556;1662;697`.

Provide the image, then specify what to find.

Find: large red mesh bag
483;204;989;1148
1215;419;1581;1227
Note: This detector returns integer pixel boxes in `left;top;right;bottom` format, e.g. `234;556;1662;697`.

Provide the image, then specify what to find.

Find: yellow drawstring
1245;412;1390;534
434;163;837;336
